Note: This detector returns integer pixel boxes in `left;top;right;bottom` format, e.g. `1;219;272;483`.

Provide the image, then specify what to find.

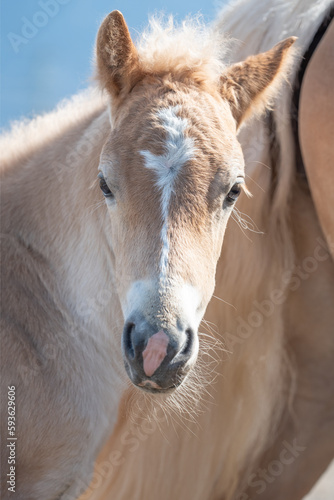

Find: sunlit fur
2;3;332;500
136;15;227;87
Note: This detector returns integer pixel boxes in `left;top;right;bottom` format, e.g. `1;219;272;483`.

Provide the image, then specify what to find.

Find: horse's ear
96;11;143;97
220;37;297;128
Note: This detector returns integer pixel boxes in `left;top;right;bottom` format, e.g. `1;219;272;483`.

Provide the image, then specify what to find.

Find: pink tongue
142;330;169;377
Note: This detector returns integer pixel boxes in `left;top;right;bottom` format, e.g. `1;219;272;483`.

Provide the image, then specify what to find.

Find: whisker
232;208;264;235
85;199;106;216
231;212;253;242
249;160;271;170
200;322;218;336
245;173;265;193
198;330;216;339
211;294;236;310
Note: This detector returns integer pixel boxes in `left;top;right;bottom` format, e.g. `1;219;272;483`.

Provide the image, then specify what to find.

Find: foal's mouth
136;378;183;394
124;358;188;394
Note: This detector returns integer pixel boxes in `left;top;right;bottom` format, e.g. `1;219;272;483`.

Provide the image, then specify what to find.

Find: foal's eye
226;183;242;204
98;173;113;198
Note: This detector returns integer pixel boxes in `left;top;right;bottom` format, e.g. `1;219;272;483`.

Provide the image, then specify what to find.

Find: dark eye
98;173;113;198
226;183;242;204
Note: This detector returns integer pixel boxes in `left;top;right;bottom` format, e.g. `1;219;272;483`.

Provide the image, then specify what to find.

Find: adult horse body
0;8;296;500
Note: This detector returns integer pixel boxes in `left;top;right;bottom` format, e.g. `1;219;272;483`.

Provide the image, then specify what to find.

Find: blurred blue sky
1;0;227;131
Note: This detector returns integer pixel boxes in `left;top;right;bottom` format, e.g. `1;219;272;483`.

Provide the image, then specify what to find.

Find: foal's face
99;84;245;391
95;10;295;392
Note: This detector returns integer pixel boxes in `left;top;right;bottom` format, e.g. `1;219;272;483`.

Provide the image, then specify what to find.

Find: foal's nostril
123;322;135;359
180;328;194;356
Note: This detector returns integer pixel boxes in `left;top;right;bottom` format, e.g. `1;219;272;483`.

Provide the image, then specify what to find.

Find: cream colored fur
1;2;333;500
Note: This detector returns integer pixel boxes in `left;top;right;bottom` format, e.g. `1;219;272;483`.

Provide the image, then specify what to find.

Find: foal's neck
6;105;118;327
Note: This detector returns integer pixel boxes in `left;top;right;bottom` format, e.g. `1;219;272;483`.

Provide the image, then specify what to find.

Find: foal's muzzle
122;314;197;393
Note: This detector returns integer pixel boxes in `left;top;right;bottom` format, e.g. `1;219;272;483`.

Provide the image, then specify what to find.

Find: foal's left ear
96;11;143;98
220;37;297;128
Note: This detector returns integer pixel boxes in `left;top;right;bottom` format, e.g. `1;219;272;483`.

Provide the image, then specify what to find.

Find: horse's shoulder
299;19;334;258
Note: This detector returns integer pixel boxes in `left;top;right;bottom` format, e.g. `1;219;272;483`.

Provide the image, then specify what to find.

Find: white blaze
140;106;195;282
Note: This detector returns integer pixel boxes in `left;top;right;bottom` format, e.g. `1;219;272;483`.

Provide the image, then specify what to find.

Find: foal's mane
135;16;227;84
0;89;106;172
216;0;331;60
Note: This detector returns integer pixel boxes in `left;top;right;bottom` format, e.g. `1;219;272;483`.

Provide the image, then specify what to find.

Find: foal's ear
96;11;142;97
220;37;297;128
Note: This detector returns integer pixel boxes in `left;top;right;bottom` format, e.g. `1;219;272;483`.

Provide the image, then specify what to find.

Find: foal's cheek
106;222;129;286
205;218;227;265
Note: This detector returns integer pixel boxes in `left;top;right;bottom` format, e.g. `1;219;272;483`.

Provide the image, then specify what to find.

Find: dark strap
291;4;334;177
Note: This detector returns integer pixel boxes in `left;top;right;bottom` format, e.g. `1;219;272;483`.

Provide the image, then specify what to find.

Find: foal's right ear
96;11;143;97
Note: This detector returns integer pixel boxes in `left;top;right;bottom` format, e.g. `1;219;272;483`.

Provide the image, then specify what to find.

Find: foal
0;11;295;499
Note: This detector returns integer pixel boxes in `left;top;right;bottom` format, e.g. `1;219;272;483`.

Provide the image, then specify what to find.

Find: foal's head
96;11;295;393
